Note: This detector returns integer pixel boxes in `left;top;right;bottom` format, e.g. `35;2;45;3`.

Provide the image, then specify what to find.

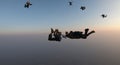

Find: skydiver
69;1;72;6
24;0;32;8
48;28;62;41
80;6;86;10
65;28;95;39
101;14;107;18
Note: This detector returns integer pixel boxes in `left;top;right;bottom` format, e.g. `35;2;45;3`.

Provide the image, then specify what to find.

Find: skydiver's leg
58;32;62;41
48;33;56;41
69;2;72;6
26;5;29;8
48;33;52;40
55;32;62;41
81;28;90;39
84;28;89;35
87;30;95;36
51;28;54;33
24;4;27;8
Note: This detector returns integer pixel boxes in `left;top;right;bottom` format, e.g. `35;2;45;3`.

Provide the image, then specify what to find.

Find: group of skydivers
24;0;107;18
48;28;95;41
68;1;107;18
24;0;107;41
69;1;86;11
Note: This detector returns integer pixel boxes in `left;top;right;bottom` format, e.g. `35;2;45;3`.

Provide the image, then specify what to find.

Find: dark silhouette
69;1;72;6
48;28;62;41
48;28;95;41
80;6;86;10
101;14;107;18
65;28;95;39
24;0;32;8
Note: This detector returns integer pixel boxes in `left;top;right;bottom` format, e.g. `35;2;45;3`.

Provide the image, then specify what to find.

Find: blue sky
0;0;120;34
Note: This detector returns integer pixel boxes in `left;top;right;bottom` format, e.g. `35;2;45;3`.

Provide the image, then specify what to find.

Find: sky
0;1;120;65
0;0;120;34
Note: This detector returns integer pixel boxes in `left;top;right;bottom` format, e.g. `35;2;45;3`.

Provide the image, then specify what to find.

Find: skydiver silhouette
24;0;32;8
80;6;86;10
48;28;62;41
65;28;95;39
69;1;72;6
101;14;107;18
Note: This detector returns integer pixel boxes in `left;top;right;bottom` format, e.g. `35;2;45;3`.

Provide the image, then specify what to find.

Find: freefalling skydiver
48;28;62;41
101;14;107;18
65;28;95;39
69;1;72;6
80;6;86;10
24;0;32;8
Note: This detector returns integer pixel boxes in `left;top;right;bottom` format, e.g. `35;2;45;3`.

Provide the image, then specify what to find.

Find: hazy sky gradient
0;0;120;34
0;1;120;65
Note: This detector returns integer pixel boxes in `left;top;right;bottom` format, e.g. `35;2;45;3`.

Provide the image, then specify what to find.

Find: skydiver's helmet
65;32;68;35
26;1;30;4
55;29;59;33
70;31;73;34
27;1;32;5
